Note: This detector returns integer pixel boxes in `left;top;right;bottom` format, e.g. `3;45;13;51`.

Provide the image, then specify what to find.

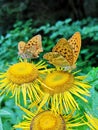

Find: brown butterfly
18;35;43;59
43;32;81;69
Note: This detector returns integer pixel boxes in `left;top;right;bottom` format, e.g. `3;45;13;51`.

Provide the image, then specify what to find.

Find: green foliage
0;17;98;72
0;19;35;71
0;95;24;130
86;67;98;117
78;67;98;117
73;67;98;130
36;17;98;41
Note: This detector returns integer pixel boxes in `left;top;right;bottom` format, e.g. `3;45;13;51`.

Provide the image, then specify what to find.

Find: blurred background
0;0;98;34
0;0;98;130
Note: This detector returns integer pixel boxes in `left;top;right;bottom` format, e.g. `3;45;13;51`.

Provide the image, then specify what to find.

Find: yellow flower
30;69;91;113
85;113;98;130
14;106;86;130
0;60;47;105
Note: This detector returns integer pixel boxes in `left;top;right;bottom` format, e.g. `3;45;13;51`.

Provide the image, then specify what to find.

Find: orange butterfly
43;32;81;69
18;35;43;59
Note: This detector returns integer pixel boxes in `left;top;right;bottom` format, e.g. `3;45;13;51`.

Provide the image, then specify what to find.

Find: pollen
7;62;38;84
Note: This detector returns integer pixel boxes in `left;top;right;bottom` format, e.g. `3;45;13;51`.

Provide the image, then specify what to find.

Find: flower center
42;71;74;94
30;111;65;130
7;62;38;84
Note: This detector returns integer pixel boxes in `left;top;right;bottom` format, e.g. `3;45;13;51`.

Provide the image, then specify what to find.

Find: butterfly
43;32;81;70
18;35;43;59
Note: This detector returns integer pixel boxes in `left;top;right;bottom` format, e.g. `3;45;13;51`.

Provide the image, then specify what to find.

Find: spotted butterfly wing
27;34;43;53
18;35;43;59
44;38;73;67
44;32;81;69
68;32;81;64
52;38;73;66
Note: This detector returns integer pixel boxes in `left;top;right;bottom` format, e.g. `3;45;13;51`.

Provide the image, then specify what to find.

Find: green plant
0;19;35;71
36;17;98;41
0;95;24;130
0;17;98;71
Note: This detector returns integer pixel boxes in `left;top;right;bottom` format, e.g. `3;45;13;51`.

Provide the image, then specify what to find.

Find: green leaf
0;109;11;117
0;117;3;130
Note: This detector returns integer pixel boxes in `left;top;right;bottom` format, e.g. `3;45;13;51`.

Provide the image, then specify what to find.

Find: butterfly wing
68;32;81;64
43;52;70;67
18;41;33;59
52;38;73;66
27;34;43;55
18;35;43;59
18;41;26;54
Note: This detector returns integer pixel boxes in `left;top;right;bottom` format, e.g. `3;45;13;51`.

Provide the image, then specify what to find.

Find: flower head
0;60;47;105
30;111;65;130
30;69;91;113
7;62;38;84
14;106;86;130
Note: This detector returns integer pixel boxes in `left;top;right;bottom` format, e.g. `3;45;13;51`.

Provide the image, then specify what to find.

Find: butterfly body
44;32;81;69
18;35;43;59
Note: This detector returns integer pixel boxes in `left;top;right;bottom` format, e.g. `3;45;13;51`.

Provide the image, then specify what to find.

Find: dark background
0;0;98;34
